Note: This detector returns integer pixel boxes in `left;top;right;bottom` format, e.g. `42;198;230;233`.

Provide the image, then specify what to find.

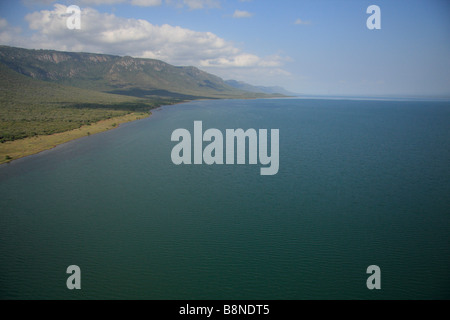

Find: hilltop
0;61;159;142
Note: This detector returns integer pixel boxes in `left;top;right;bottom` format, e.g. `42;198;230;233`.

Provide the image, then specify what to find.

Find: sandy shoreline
0;111;150;165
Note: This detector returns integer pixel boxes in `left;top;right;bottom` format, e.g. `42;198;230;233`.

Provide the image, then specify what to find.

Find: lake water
0;98;449;299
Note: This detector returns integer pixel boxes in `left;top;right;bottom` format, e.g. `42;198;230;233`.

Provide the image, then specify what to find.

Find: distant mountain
0;45;277;100
225;80;297;96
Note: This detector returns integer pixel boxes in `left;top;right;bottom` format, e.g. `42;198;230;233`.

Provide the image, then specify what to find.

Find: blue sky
0;0;449;97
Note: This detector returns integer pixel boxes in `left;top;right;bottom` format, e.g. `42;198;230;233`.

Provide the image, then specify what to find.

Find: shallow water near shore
0;98;449;299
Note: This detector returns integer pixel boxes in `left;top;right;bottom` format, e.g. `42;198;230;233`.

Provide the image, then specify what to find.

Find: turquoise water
0;98;449;299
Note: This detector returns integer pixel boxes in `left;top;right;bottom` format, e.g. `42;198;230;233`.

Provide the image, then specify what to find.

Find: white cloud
165;0;220;10
16;4;283;71
0;18;8;29
294;18;310;25
130;0;162;6
200;53;284;68
0;18;22;45
1;4;291;87
232;10;252;18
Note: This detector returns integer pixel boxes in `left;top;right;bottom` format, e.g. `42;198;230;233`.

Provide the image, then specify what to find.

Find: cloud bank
12;4;282;69
294;18;310;25
232;10;253;18
1;3;290;86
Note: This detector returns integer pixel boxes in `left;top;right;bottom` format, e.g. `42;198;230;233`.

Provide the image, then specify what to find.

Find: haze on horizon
0;0;449;98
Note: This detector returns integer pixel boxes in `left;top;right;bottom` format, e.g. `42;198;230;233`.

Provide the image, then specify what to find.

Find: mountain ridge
0;45;284;100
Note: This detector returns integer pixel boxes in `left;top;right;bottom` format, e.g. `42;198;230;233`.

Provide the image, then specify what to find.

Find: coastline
0;111;150;165
0;97;278;166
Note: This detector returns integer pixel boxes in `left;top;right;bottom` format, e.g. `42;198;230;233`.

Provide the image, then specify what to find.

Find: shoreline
0;111;151;165
0;97;278;166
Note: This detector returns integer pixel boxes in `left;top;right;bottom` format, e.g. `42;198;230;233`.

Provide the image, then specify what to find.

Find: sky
0;0;449;97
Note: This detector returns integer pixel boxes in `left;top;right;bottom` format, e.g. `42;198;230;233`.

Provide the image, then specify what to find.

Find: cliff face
0;45;257;99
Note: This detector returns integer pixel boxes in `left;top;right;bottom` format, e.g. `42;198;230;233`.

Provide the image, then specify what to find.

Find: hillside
0;45;271;100
0;61;160;142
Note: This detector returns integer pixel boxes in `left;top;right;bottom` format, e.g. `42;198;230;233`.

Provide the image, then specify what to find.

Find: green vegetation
0;112;150;165
0;62;176;143
0;45;276;100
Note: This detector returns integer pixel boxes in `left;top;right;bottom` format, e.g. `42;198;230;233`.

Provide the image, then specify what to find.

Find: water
0;98;449;300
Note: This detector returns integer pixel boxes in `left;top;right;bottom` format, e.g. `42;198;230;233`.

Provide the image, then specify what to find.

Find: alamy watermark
66;5;81;30
367;5;381;30
366;265;381;290
66;265;81;290
171;121;279;176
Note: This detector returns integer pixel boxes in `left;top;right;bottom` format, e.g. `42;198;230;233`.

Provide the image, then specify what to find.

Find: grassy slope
0;62;170;142
0;46;274;99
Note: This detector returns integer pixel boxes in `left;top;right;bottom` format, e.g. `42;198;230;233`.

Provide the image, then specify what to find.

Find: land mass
0;45;287;164
225;80;299;96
